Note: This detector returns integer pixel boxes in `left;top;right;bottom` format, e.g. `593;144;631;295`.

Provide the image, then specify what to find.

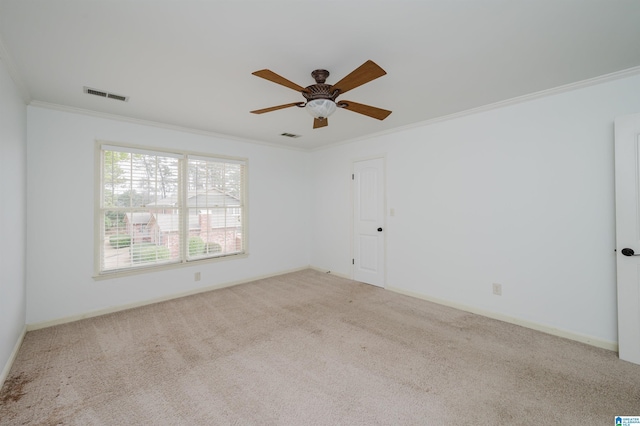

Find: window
97;143;246;275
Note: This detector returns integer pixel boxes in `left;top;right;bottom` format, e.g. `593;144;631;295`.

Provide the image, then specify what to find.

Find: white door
353;158;385;287
614;112;640;365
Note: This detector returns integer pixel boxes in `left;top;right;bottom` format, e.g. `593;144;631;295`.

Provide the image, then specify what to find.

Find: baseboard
25;268;614;353
386;286;618;352
27;266;310;331
308;266;351;280
1;325;27;389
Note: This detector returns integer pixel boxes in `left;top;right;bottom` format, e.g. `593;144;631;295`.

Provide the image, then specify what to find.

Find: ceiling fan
250;60;392;129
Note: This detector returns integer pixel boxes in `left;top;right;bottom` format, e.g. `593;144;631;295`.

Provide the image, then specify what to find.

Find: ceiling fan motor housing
302;69;340;103
303;83;339;102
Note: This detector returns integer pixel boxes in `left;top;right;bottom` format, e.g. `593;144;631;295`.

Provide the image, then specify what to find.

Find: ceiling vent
83;86;129;102
281;132;301;138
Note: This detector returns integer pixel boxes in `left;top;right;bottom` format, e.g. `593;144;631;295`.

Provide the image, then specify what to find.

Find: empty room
2;1;640;424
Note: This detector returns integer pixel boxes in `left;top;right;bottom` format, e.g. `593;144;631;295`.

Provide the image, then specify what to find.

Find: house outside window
97;143;247;275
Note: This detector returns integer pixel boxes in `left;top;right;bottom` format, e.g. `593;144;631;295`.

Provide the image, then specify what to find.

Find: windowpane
188;207;243;260
103;151;130;207
186;156;244;261
98;145;246;275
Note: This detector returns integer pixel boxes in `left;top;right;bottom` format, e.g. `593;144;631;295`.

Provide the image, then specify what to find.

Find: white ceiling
1;0;639;150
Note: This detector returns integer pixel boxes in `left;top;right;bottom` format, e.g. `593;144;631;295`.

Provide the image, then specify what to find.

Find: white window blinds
186;156;245;260
98;144;246;275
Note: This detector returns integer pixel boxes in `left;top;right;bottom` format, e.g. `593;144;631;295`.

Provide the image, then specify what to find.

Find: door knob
377;228;383;232
621;248;640;256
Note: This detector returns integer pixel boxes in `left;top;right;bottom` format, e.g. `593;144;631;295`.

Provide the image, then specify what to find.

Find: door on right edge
614;112;640;365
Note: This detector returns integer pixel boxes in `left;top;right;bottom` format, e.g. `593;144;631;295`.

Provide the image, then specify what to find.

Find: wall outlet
492;283;502;296
194;272;201;282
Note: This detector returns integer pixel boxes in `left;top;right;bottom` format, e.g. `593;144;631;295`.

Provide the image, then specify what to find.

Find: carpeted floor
1;269;639;425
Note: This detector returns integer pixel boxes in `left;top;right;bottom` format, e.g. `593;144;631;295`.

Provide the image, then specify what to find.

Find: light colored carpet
1;269;639;425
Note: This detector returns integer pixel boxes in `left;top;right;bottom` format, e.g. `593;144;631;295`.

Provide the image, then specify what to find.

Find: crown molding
23;63;640;154
313;65;640;152
28;101;310;153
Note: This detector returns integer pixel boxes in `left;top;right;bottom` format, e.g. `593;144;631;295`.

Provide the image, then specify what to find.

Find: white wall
18;70;640;348
311;73;640;347
26;107;310;325
0;57;27;379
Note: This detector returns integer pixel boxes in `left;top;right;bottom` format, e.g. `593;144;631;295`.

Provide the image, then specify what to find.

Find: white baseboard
1;326;27;389
25;268;614;353
27;266;310;331
308;266;351;280
386;286;618;352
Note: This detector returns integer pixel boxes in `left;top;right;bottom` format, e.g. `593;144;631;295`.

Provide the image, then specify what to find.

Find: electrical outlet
492;283;502;296
194;272;201;282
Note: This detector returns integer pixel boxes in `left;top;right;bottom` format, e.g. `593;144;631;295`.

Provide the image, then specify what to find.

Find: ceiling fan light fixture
251;60;390;129
305;99;337;119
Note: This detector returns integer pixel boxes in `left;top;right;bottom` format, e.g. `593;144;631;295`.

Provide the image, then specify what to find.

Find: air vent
281;132;301;138
107;93;127;102
86;88;107;97
83;86;129;102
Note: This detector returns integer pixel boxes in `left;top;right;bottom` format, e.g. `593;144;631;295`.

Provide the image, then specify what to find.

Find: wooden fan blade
252;69;305;92
313;117;328;129
331;60;387;95
250;102;303;114
339;100;392;120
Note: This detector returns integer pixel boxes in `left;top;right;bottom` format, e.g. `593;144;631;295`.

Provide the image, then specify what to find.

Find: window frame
94;140;248;279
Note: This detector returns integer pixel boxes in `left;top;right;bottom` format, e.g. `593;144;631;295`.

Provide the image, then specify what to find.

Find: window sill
92;252;249;281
